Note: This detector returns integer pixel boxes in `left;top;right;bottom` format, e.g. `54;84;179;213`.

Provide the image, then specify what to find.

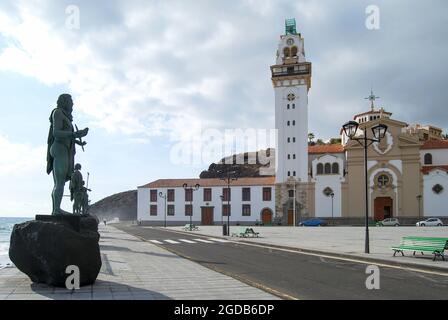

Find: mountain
89;190;137;221
199;148;275;178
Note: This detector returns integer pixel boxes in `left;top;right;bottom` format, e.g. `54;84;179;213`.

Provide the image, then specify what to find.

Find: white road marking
149;240;163;244
164;239;180;244
208;238;230;243
178;239;197;244
193;238;214;243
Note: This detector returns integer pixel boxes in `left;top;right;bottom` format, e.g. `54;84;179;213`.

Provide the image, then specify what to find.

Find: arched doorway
261;208;273;225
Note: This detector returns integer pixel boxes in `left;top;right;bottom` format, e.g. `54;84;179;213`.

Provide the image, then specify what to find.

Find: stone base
35;214;81;232
9;214;101;287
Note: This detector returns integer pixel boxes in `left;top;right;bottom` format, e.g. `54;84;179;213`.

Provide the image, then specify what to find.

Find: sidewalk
0;225;278;300
167;226;448;272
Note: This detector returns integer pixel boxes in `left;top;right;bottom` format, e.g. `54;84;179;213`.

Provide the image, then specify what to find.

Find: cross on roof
365;89;380;111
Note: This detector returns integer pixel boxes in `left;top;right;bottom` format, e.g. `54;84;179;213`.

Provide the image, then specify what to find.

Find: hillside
199;148;275;178
89;190;137;221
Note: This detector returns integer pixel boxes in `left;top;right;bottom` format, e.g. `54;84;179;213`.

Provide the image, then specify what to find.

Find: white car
377;218;400;226
416;218;444;227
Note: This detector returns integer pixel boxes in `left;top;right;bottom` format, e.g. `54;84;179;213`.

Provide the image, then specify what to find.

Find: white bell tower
271;18;311;184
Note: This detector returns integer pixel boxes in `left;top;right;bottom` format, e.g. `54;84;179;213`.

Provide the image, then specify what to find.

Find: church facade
137;20;448;225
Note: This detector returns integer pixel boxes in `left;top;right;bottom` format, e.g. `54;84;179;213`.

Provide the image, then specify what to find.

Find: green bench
231;227;259;238
183;224;199;231
391;236;448;261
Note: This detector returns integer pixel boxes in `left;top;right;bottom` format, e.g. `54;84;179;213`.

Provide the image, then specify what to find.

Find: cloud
0;134;46;176
0;0;447;146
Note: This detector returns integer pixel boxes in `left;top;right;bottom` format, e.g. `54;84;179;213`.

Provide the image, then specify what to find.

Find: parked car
376;218;400;226
416;218;444;227
298;218;327;226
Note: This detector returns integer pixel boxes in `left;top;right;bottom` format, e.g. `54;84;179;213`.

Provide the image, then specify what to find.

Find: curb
159;227;448;275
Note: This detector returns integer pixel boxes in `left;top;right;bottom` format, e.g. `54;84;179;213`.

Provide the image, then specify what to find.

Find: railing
271;65;311;77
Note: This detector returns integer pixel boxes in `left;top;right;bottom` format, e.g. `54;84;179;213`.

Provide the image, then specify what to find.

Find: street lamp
342;120;388;254
416;195;422;219
330;192;335;224
218;170;238;236
158;191;167;228
183;183;200;231
220;195;224;227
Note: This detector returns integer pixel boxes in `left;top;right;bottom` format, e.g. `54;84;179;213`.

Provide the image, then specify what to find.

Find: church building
137;19;448;226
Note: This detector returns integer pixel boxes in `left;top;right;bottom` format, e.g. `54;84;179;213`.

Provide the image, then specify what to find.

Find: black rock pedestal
9;214;101;287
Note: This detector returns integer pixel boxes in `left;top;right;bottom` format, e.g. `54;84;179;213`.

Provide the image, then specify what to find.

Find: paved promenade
167;226;448;271
0;225;277;300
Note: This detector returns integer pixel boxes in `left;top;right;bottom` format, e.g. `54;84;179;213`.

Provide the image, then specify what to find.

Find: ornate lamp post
342;120;388;254
416;195;422;219
330;192;335;223
158;191;167;228
220;195;224;227
218;170;238;236
183;183;200;231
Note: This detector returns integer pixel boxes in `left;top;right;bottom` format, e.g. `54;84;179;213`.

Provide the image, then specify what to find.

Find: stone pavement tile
6;293;51;300
71;292;93;300
92;292;114;300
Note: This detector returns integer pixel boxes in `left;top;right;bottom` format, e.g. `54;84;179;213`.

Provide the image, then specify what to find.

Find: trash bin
222;223;228;236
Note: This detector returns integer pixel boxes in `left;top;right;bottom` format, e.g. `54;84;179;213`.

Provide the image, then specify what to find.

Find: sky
0;0;447;217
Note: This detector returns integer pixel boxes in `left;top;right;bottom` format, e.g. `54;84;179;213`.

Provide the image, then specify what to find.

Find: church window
293;137;296;143
424;153;433;165
377;174;390;187
288;154;291;160
288;190;294;198
283;47;290;58
292;120;296;126
292;104;296;109
291;46;298;57
287;137;290;143
324;163;331;174
317;163;324;175
287;104;290;109
287;121;290;126
287;171;290;176
332;163;339;174
287;93;295;101
293;154;296;159
293;171;296;176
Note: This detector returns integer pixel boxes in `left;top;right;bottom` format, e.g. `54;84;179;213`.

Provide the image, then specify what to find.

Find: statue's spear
75;124;85;152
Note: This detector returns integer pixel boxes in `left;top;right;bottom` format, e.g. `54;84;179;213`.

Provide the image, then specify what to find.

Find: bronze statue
80;181;91;215
47;94;88;215
69;163;84;214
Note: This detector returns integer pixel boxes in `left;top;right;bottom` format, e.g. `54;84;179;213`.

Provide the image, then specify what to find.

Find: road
113;224;448;300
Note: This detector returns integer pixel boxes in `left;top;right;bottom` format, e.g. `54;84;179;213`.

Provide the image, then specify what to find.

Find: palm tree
308;133;315;145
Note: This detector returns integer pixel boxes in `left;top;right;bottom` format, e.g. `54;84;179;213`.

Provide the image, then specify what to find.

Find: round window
377;174;390;187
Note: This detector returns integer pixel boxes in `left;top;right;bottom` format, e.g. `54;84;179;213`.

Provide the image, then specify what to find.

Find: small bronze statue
69;163;84;214
46;94;88;215
80;181;91;215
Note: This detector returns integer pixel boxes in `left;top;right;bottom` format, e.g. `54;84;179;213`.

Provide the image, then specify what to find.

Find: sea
0;217;30;268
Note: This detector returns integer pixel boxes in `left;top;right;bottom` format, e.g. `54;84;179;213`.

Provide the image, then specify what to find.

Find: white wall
137;185;275;224
420;149;448;166
423;169;448;216
312;155;344;218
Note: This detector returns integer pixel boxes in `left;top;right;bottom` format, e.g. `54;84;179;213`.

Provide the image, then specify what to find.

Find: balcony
271;63;311;78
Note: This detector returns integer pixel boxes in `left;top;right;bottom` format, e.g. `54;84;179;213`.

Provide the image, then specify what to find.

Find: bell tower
271;18;312;184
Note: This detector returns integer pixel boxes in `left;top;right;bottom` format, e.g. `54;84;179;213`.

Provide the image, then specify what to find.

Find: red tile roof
308;144;345;154
421;165;448;175
421;139;448;150
139;176;276;188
